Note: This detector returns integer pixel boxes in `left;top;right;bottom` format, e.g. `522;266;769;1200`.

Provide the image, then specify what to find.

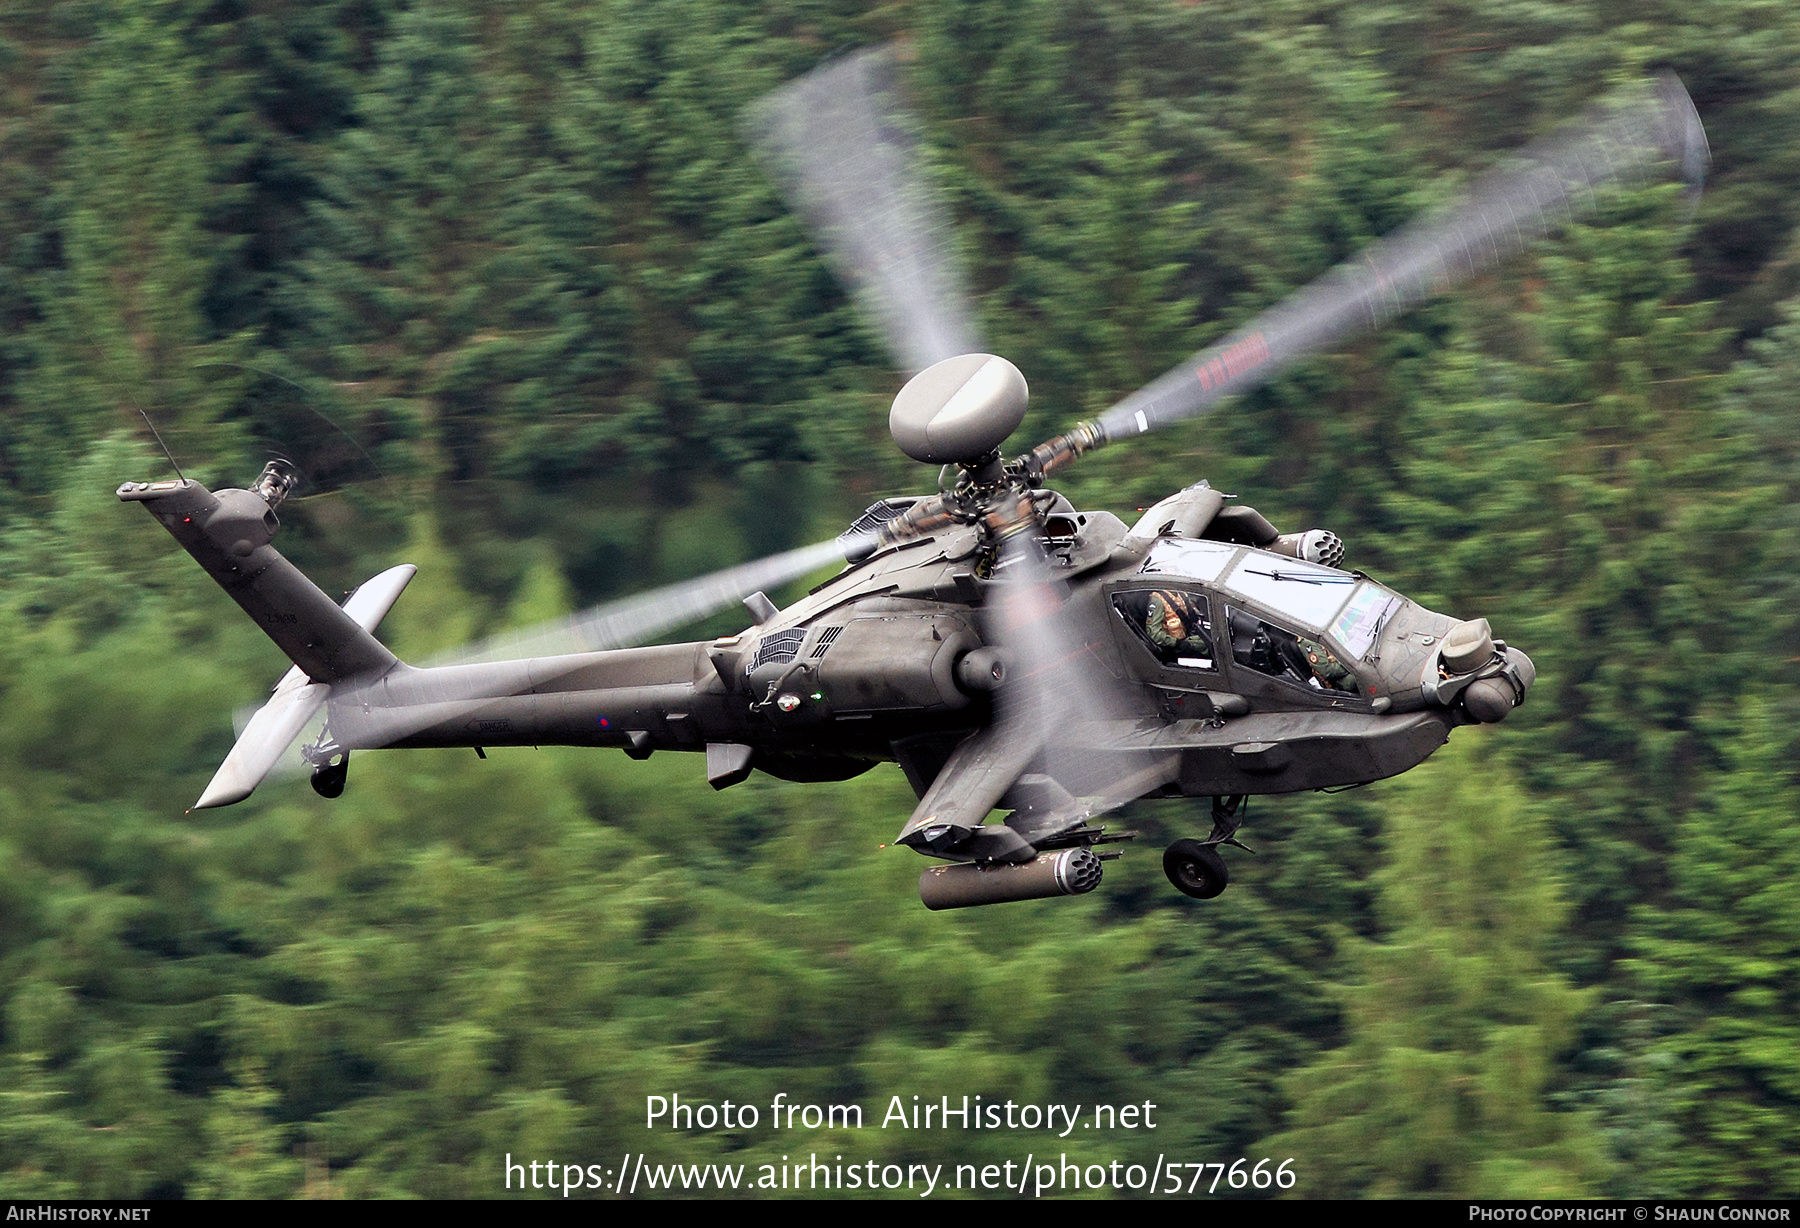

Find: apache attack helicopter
119;51;1707;911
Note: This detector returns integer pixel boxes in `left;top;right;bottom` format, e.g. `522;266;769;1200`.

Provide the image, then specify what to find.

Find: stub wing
895;721;1177;862
896;723;1040;859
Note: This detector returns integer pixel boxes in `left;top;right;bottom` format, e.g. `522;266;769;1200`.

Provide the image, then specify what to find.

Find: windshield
1221;552;1357;629
1330;582;1402;660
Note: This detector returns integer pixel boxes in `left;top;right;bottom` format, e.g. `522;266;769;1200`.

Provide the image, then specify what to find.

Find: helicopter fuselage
121;470;1534;905
342;489;1493;809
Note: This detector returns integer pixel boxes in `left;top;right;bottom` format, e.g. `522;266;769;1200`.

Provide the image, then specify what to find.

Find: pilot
1146;591;1214;664
1298;635;1357;693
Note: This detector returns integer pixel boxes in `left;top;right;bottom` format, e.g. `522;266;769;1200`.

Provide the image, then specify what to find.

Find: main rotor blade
315;534;864;754
747;45;982;374
988;530;1167;832
427;536;856;667
1094;73;1708;443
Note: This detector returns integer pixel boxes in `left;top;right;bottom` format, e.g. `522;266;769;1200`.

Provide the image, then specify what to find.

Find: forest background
2;0;1799;1200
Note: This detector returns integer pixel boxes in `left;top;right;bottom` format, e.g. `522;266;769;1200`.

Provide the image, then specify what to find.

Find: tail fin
119;473;416;807
119;476;400;682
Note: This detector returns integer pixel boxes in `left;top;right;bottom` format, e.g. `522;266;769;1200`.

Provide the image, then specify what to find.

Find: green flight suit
1298;636;1356;693
1146;593;1213;664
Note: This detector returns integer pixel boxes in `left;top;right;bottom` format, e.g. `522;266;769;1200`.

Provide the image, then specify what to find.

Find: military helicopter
118;52;1707;911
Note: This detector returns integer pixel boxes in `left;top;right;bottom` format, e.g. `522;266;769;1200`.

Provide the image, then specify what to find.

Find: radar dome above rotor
889;354;1029;465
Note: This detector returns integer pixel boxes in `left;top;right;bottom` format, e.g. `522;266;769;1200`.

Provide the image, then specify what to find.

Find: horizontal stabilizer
341;564;418;632
192;564;417;810
195;676;329;809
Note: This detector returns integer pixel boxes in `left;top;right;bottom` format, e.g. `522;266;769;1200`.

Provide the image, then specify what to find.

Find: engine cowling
744;614;979;717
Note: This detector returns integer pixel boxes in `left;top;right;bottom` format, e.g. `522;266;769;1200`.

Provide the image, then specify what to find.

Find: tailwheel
1164;839;1229;899
310;750;349;799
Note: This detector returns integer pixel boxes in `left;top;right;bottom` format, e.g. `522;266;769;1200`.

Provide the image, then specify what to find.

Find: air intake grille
749;628;808;670
809;626;843;658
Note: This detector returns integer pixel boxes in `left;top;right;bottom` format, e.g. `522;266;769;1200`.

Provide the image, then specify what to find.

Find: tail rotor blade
1094;73;1708;443
747;45;982;374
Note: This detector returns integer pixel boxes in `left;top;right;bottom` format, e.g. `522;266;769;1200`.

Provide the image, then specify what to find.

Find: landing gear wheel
1164;839;1229;899
310;751;349;799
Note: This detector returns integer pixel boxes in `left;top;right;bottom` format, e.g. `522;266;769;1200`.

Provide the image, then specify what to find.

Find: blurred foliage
1;0;1799;1200
1261;745;1609;1197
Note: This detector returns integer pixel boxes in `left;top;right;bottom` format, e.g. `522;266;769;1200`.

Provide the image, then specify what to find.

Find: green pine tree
1260;742;1608;1197
17;4;255;491
1626;698;1800;1197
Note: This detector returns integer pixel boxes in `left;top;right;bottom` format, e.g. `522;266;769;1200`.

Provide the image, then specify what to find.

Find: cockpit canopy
1120;537;1402;698
1138;538;1397;650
